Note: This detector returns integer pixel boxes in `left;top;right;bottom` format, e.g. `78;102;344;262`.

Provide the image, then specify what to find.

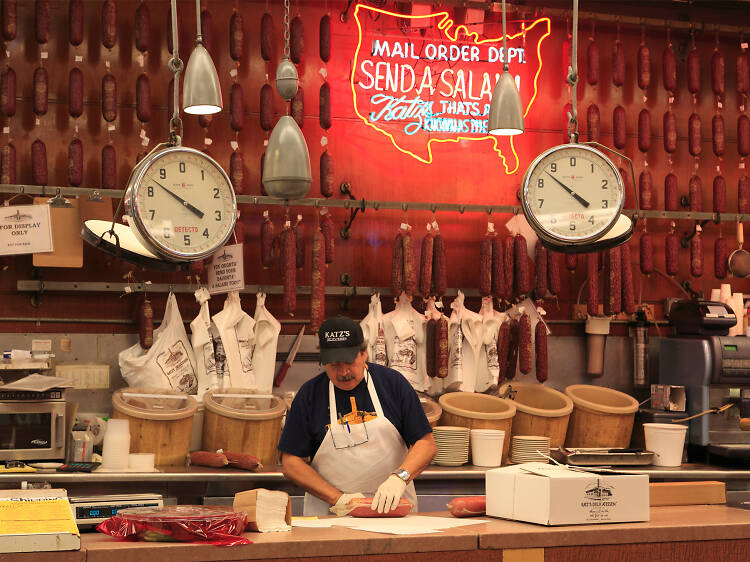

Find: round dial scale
521;144;625;248
124;145;237;262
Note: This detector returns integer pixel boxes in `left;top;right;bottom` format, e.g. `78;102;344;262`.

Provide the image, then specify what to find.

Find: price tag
74;55;83;63
2;126;8;135
320;136;328;147
229;68;238;78
208;243;245;295
40;51;48;59
204;137;213;146
108;124;116;131
230;140;239;151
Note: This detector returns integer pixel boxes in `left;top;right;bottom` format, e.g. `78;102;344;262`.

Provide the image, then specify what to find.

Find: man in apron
279;316;437;516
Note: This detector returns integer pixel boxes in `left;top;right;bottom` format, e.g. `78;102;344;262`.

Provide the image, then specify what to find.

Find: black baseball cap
318;316;364;365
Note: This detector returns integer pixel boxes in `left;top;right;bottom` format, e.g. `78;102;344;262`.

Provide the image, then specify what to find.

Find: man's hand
372;474;407;514
335;492;365;506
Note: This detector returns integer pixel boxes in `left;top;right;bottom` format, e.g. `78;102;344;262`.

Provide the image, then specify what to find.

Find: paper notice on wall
0;205;53;256
208;243;245;295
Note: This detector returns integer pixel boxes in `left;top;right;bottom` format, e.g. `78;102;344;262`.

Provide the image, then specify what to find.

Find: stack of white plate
510;435;551;464
432;426;470;466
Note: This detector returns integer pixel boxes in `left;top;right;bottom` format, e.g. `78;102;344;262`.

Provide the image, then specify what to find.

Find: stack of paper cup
720;283;732;304
101;419;130;470
470;429;505;467
732;293;744;336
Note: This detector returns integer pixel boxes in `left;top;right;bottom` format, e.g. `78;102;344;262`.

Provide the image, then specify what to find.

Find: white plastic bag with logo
361;293;387;366
212;291;256;388
190;287;217;399
252;292;281;393
119;292;199;393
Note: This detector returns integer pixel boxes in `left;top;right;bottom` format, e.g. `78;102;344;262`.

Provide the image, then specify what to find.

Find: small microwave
0;388;66;461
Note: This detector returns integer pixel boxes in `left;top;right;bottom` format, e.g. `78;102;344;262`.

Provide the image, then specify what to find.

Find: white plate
433;459;468;467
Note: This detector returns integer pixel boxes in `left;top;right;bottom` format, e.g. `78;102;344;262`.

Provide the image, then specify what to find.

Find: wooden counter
6;505;747;562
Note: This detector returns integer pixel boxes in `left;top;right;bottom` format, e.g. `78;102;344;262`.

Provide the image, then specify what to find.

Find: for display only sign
208;243;245;295
0;205;53;255
350;4;551;174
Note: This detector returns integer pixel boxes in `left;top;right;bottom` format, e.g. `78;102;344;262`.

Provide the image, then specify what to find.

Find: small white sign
208;243;245;295
0;205;53;256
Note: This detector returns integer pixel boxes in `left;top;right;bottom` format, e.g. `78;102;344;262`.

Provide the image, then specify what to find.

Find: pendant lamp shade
276;59;300;101
488;71;524;135
183;43;223;114
263;116;312;198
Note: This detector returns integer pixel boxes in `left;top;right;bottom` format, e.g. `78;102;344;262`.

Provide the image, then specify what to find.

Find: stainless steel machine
659;300;750;460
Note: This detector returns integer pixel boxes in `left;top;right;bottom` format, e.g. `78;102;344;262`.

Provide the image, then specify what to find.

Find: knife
273;326;305;387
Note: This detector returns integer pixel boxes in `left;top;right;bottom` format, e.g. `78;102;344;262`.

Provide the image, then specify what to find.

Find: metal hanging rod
1;184;746;223
16;280;479;298
540;6;747;35
373;1;748;36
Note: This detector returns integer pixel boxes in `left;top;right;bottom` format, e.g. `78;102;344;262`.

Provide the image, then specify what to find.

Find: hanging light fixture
183;0;222;114
488;0;524;135
262;0;312;199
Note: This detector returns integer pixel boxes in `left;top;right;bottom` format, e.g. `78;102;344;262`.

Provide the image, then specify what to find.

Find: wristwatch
392;468;410;482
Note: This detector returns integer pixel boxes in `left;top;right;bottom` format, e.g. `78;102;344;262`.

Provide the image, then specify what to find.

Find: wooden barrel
111;388;197;467
438;392;516;464
202;388;287;466
564;384;639;448
499;382;573;449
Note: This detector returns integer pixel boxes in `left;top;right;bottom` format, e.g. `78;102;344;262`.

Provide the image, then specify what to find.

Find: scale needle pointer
545;171;590;208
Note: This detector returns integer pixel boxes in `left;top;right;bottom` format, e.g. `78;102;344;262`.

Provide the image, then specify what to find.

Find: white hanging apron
303;371;418;516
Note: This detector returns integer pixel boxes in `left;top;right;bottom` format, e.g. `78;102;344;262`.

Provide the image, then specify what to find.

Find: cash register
659;300;750;461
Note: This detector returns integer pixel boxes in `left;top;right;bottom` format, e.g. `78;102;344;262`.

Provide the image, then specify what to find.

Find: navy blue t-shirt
278;362;432;460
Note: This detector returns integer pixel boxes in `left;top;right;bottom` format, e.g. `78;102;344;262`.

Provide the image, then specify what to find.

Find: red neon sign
350;4;551;174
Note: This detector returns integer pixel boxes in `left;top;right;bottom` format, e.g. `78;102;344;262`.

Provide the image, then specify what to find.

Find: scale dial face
521;144;624;245
127;146;237;261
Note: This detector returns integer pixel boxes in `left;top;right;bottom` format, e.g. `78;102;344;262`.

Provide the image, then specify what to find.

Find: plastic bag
361;293;387;366
212;291;255;388
96;505;250;546
190;288;217;399
251;292;281;393
119;293;198;393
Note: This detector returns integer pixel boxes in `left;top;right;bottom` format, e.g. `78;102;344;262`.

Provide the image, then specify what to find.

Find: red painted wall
1;1;749;336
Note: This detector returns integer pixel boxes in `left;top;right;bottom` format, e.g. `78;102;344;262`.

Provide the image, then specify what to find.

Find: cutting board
32;197;83;268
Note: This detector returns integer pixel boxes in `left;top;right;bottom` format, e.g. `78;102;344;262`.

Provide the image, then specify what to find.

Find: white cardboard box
486;462;650;526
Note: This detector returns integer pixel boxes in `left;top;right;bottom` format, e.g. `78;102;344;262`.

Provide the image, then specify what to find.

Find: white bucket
643;423;687;467
470;429;505;467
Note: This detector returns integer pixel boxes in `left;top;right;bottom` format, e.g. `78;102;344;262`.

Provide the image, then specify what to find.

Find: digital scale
68;493;163;527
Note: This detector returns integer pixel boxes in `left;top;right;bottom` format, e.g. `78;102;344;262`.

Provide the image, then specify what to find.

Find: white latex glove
372;474;407;514
334;492;365;506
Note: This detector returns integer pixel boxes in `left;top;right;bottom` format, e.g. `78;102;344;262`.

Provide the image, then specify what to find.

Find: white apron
303;371;418;516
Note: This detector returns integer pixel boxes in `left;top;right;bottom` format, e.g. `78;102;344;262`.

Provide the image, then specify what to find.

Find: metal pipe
0;185;744;223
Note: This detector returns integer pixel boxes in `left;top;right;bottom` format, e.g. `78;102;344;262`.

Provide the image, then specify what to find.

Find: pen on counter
346;421;351;433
